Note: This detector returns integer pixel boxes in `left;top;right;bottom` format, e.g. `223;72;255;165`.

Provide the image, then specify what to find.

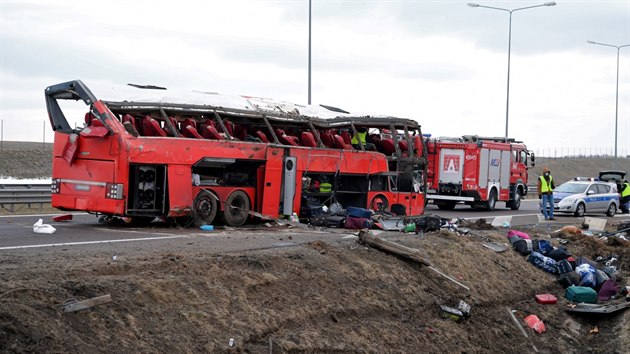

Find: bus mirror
530;152;535;167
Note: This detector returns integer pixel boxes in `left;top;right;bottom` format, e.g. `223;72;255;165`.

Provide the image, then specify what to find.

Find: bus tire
370;195;389;212
193;190;218;226
223;190;250;226
436;200;457;210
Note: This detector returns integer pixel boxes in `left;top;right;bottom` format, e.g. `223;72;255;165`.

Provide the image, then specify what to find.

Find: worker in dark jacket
620;179;630;214
538;167;556;220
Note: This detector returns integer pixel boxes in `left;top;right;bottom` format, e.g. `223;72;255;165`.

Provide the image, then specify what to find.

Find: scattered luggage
528;251;558;274
597;279;619;302
524;315;546;333
565;285;598;304
557;259;573;274
344;216;372;229
535;294;557;305
576;264;597;288
512;239;533;256
347;206;372;219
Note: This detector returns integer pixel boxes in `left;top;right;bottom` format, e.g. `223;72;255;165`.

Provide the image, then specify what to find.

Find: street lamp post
587;40;630;168
308;0;312;105
468;2;556;139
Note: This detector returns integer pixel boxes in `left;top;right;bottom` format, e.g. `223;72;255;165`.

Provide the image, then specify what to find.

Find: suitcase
565;285;598;303
325;215;346;228
557;259;573;274
512;239;532;256
347;206;372;219
535;294;557;304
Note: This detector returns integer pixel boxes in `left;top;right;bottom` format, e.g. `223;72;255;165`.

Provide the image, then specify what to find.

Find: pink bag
507;230;530;240
524;315;545;333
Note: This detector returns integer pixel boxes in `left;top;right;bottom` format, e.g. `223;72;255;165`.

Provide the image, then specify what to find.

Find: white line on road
0;234;192;251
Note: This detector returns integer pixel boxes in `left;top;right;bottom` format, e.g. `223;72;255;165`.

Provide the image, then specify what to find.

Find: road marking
0;234;191;250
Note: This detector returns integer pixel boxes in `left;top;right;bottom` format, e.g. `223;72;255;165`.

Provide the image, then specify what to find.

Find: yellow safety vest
622;182;630;198
540;175;553;193
351;131;367;145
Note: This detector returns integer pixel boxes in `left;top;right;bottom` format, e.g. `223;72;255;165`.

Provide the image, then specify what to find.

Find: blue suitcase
557;259;573;274
347;206;372;219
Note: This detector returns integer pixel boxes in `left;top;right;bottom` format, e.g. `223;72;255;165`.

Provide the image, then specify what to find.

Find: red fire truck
425;135;534;211
45;80;428;226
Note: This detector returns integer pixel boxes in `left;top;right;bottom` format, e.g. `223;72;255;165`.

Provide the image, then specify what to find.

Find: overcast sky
1;0;629;158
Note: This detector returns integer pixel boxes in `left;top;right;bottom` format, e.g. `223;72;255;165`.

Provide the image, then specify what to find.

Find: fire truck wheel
486;189;497;211
510;192;521;210
223;190;250;227
193;190;218;226
370;195;389;212
436;201;457;210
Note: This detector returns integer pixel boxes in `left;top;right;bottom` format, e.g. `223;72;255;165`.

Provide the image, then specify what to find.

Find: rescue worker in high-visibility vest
620;179;630;214
537;167;556;220
351;127;368;149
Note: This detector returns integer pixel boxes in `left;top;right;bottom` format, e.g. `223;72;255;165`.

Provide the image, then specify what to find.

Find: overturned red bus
45;80;427;226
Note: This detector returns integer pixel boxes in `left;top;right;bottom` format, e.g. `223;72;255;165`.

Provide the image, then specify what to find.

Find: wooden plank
358;231;431;266
63;294;112;313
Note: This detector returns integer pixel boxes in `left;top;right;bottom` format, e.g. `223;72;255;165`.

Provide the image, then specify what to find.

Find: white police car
543;178;619;217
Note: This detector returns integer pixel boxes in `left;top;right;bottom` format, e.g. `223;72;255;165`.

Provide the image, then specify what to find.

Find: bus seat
142;116;167;137
398;140;408;152
182;125;204;139
320;132;334;147
333;135;352;149
341;131;352;144
255;131;269;143
84;112;94;125
201;124;225;140
122;114;137;130
378;139;395;155
301;132;317;147
280;134;300;146
223;121;234;136
234;124;248;141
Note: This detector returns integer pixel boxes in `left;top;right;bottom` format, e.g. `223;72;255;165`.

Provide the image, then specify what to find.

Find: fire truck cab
425;135;534;211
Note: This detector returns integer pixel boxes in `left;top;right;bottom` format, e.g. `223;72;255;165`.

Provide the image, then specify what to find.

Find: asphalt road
1;201;628;253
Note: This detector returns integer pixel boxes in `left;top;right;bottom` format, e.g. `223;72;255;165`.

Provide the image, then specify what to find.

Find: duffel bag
528;251;558;274
344;216;372;229
533;239;553;255
576;263;596;288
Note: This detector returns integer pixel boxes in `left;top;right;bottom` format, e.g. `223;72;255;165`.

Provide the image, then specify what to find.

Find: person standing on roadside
538;167;556;220
620;179;630;214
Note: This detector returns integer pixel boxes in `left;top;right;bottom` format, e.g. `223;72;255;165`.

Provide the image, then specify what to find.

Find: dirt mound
1;226;628;353
0;144;52;178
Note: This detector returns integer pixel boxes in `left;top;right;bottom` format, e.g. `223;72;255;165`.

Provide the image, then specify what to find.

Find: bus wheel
223;190;250;227
193;190;218;226
436;200;457;210
370;195;389;212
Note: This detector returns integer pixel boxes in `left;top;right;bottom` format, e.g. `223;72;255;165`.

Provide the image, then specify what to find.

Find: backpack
414;215;442;233
512;239;532;256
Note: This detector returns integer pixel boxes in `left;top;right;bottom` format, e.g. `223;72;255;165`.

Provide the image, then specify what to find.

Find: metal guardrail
0;183;52;211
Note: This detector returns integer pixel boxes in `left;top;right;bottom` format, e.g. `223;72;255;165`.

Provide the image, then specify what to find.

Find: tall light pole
308;0;312;105
468;2;556;139
587;40;630;168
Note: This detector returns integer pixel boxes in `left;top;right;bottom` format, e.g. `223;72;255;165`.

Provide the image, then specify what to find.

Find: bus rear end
46;80;128;216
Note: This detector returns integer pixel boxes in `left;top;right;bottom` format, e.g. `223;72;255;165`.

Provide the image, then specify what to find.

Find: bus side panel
167;164;193;217
260;148;283;218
